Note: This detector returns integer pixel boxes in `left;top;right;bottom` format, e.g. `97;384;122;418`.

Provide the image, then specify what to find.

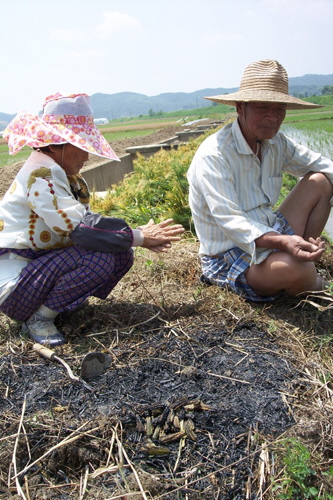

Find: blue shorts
201;212;294;302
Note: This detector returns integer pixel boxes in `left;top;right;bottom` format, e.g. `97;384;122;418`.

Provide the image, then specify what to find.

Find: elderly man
187;59;333;302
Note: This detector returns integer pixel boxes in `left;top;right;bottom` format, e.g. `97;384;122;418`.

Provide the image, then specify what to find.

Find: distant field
99;119;181;130
0;120;183;168
0;100;332;168
100;120;180;142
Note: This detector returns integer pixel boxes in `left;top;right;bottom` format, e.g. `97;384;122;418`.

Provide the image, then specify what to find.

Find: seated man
187;59;333;302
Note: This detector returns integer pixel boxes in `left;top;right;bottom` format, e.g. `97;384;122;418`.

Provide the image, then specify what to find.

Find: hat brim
204;90;323;110
3;112;119;161
48;121;119;161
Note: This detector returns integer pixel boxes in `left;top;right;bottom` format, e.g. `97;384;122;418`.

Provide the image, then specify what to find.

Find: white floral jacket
0;151;90;250
0;150;133;252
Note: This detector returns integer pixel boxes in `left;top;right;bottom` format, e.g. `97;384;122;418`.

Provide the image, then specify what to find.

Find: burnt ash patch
0;317;299;499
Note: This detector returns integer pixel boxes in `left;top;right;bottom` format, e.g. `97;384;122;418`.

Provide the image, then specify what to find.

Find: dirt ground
0;124;333;499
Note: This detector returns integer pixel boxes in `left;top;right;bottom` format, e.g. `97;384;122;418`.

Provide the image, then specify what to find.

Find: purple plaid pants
0;246;134;321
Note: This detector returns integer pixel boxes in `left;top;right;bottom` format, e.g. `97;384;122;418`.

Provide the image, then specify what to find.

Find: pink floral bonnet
3;92;119;161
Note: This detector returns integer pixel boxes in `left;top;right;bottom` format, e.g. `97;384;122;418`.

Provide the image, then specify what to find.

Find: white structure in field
94;118;109;125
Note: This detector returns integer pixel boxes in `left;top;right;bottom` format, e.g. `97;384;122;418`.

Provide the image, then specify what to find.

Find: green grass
300;95;333;106
283;96;333;133
284;109;333;133
98;116;179;127
281;122;333;159
0;143;30;168
284;117;333;134
102;128;160;142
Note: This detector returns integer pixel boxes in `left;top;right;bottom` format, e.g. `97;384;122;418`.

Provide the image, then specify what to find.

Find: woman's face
49;144;89;176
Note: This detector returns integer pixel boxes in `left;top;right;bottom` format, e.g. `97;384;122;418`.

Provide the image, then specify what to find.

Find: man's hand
139;219;185;253
284;235;325;262
256;232;326;262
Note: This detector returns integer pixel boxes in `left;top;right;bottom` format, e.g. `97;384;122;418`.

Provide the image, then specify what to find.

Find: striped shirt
187;119;333;265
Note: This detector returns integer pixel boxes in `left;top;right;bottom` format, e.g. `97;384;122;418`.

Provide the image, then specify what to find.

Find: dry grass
1;237;333;499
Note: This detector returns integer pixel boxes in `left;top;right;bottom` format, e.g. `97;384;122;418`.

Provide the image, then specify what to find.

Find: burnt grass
1;240;333;499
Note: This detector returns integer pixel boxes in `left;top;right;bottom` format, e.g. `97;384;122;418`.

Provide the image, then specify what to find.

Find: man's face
236;101;287;145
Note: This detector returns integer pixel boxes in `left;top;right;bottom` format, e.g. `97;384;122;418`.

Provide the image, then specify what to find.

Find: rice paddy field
282;106;333;159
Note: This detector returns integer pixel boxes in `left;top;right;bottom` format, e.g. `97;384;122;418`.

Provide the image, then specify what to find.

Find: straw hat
3;92;119;160
205;59;322;110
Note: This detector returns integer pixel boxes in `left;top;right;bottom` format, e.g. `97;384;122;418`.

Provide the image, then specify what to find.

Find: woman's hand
139;219;185;253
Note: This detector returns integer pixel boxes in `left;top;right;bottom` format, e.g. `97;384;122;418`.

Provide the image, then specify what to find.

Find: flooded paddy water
281;124;333;239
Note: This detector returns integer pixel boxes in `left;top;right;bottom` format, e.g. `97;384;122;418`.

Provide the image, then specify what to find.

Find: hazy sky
1;0;332;115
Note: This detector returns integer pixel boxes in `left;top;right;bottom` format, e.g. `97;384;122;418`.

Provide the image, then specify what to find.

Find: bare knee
247;252;320;297
282;260;320;296
304;172;333;199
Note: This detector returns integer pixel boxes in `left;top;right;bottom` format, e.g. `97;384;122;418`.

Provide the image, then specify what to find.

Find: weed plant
272;439;333;499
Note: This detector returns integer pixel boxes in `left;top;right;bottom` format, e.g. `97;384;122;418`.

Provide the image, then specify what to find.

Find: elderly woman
0;93;184;346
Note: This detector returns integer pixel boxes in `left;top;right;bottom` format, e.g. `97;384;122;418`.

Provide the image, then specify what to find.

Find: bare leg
246;173;332;297
246;251;327;297
279;172;333;239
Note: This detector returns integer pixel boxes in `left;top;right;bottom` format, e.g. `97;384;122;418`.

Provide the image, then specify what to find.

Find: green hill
1;74;333;127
